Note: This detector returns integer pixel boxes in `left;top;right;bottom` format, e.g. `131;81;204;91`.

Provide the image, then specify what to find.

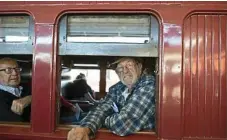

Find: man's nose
123;66;129;73
11;69;18;75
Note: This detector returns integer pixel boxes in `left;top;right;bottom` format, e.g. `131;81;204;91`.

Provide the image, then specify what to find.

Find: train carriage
0;1;226;140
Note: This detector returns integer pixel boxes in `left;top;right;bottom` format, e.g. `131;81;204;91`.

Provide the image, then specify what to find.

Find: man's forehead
117;58;135;65
0;61;18;68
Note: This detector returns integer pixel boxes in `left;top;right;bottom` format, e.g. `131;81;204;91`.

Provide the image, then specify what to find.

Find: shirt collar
0;84;23;97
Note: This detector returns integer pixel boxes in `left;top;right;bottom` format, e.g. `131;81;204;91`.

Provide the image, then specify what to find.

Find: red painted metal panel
205;15;213;137
31;24;54;133
161;23;182;139
183;14;227;138
183;11;191;137
197;15;206;137
219;15;227;138
183;138;226;140
191;15;199;136
211;15;220;137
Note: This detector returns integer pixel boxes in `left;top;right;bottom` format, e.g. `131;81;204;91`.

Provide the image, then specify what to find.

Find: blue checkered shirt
80;74;155;136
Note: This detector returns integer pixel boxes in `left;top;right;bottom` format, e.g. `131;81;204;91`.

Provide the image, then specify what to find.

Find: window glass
0;15;34;55
59;14;158;57
0;14;33;124
0;16;29;42
0;55;33;124
67;15;150;43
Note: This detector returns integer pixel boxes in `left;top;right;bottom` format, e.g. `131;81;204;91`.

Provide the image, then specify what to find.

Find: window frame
0;14;34;55
57;13;160;137
58;14;159;57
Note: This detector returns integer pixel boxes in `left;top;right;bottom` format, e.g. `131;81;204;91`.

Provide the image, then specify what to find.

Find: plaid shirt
81;74;155;136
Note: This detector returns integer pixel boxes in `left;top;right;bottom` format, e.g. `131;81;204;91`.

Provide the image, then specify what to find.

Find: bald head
0;57;18;65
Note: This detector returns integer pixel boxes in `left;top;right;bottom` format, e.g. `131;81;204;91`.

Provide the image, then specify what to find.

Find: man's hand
11;95;32;115
67;127;90;140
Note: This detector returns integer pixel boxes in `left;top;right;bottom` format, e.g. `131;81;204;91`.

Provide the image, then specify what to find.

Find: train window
0;15;34;54
0;55;33;124
59;14;158;57
0;14;34;125
57;13;159;135
58;56;157;132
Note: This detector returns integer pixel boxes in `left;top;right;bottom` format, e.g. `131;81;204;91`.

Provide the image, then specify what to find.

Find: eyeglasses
115;61;135;74
0;67;22;74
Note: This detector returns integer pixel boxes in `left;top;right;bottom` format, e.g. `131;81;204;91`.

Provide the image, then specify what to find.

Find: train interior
58;55;158;125
0;55;33;95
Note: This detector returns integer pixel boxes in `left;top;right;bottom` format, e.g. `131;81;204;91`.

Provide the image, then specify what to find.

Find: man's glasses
0;67;22;74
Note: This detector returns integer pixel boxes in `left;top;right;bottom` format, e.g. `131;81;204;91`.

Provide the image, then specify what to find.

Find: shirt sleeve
104;84;155;136
80;91;116;135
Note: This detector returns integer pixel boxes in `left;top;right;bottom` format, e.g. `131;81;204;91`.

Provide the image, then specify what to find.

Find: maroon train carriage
0;1;226;140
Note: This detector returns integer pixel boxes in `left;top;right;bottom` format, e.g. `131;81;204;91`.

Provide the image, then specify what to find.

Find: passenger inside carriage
0;57;31;122
60;71;97;123
67;57;156;140
63;73;96;102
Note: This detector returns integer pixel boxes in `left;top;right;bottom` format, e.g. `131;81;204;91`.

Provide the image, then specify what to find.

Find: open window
0;14;34;124
57;13;159;134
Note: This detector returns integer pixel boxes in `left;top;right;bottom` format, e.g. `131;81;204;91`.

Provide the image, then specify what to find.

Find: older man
67;57;155;140
0;57;32;122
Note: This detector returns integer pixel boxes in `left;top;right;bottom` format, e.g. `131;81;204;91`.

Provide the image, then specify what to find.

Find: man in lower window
67;57;155;140
0;57;32;122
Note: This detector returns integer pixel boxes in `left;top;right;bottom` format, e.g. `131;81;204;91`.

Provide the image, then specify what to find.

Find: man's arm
79;92;116;136
104;84;155;136
67;127;90;140
11;95;32;115
0;101;22;122
60;96;73;108
67;88;117;140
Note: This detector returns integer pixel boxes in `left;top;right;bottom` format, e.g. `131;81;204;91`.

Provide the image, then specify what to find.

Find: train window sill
0;124;31;135
0;122;30;127
57;126;157;139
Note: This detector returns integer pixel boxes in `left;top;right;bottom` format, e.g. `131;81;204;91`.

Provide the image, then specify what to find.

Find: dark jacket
63;79;93;100
0;89;31;122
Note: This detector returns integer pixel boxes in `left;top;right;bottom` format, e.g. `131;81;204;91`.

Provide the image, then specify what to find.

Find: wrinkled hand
67;127;90;140
11;95;32;115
